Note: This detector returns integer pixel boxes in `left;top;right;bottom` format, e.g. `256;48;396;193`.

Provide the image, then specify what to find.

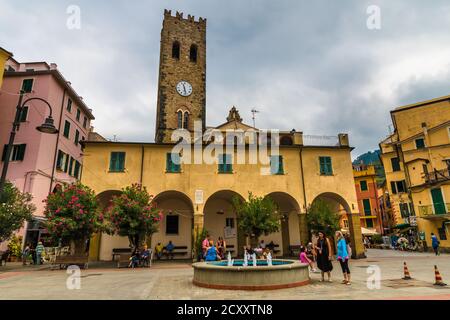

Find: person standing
22;243;30;266
431;233;440;256
202;234;210;259
336;231;351;285
315;231;333;282
35;241;45;265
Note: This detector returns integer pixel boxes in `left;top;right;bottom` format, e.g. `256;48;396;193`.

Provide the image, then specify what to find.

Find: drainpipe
299;146;309;244
140;145;144;185
49;88;66;194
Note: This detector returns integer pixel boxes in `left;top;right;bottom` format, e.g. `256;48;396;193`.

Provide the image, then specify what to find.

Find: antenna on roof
251;108;260;128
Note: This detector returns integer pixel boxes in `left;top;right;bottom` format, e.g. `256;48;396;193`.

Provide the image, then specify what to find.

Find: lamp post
0;90;58;197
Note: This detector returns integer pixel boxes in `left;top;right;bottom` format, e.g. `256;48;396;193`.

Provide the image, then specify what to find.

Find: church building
82;10;365;261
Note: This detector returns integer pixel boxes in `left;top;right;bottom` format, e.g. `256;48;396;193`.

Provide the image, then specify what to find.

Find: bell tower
155;9;207;143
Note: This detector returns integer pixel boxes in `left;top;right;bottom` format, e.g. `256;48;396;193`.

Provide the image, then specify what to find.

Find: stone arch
92;190;122;261
203;190;246;257
265;192;302;256
310;192;364;258
152;190;195;259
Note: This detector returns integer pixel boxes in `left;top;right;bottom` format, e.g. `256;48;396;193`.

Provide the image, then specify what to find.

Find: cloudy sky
1;0;450;157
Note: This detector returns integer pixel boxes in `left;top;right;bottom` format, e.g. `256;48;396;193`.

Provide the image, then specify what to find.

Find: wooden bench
0;251;9;266
51;255;89;270
164;245;188;259
288;245;302;256
112;248;132;261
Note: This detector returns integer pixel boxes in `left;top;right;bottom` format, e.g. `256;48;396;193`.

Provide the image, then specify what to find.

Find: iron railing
418;203;450;217
424;169;450;184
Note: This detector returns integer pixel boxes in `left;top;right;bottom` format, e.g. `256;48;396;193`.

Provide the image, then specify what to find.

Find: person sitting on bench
141;244;150;266
155;242;164;260
128;249;140;268
165;241;175;259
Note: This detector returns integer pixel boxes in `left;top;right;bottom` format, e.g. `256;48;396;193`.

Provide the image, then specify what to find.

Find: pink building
0;58;94;248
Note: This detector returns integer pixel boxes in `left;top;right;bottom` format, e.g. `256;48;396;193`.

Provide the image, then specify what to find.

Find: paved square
0;249;449;300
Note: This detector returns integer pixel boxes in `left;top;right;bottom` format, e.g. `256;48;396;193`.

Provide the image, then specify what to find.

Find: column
348;212;366;259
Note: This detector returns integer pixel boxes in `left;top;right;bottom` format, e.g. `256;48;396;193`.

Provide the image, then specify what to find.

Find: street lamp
0;91;58;196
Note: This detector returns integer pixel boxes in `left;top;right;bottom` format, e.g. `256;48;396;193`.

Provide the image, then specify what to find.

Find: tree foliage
44;183;102;248
104;183;162;249
0;181;35;242
307;199;340;236
232;192;280;245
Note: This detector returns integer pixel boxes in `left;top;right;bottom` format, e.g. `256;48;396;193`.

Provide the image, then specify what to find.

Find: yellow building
81;10;365;261
380;95;450;251
0;47;13;88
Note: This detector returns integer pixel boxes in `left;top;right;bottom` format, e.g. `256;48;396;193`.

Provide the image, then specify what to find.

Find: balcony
418;203;450;220
424;169;450;184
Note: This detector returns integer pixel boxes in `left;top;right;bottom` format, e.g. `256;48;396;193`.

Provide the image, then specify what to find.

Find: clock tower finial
155;10;207;143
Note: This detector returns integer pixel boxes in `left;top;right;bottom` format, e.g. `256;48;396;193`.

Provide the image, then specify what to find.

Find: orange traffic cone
434;265;447;286
402;262;412;280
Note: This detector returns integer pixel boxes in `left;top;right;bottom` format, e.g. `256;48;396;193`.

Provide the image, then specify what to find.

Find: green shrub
7;235;23;257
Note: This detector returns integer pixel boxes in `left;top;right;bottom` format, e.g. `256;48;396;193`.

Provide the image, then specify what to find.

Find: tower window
190;44;198;63
172;41;180;59
177;111;183;128
183;112;189;130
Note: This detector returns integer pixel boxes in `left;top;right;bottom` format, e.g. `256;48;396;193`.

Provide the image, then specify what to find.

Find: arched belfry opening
190;44;198;63
172;41;180;59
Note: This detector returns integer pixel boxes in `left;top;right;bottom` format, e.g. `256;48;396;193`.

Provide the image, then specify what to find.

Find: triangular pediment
215;120;257;131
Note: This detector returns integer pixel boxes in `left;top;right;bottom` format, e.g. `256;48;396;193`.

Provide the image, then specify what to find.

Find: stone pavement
0;249;449;300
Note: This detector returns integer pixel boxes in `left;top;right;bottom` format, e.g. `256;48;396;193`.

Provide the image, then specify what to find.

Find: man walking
431;233;440;256
35;241;45;265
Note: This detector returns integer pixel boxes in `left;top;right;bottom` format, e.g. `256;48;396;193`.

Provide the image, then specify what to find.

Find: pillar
88;232;101;261
348;212;366;259
298;213;309;245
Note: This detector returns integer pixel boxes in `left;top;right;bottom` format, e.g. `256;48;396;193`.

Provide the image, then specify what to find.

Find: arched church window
190;44;198;63
177;111;183;128
183;111;189;130
172;41;180;59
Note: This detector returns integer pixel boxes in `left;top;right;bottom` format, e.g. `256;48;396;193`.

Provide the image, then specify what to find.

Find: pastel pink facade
0;59;94;247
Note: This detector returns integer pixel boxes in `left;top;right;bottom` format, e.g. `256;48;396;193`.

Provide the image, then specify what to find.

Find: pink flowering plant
104;183;162;249
43;183;101;251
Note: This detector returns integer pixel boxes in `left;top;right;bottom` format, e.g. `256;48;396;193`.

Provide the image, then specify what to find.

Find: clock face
176;81;193;97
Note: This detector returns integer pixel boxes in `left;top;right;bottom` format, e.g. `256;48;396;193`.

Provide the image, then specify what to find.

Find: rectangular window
109;152;125;172
400;203;410;218
76;109;81;122
68;157;74;176
319;156;333;175
363;199;371;216
21;79;33;93
64;153;69;173
225;218;235;229
166;215;179;235
360;180;368;191
166;153;181;173
67;99;72;112
73;161;81;179
83;116;87;128
391;157;401;172
366;219;374;228
74;129;80;146
218;154;232;173
63;120;70;138
56;150;65;170
1;144;26;161
390;181;397;194
270;155;284;175
19;106;28;122
396;180;407;193
415;138;425;149
438;227;447;241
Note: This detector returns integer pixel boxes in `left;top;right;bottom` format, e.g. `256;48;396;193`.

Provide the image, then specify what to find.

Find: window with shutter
76;109;81;122
56;150;64;170
218;154;232;173
109;152;125;172
63;120;71;138
363;199;371;216
319;156;332;175
68;157;74;176
74;130;80;146
270;155;284;175
21;79;33;93
390;181;397;194
67;99;72;112
360;180;368;191
166;153;181;173
19;106;28;122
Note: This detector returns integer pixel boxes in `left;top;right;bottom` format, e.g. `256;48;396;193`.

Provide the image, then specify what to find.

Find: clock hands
182;83;187;95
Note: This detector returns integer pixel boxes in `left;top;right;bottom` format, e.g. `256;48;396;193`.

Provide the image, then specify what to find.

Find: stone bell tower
155;9;207;143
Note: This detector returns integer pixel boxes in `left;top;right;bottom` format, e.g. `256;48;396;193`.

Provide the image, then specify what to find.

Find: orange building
353;164;383;234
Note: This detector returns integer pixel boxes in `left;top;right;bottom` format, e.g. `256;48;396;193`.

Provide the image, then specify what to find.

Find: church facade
82;10;365;261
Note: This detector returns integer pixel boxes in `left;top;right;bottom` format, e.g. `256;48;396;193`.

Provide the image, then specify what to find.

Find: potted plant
7;235;23;262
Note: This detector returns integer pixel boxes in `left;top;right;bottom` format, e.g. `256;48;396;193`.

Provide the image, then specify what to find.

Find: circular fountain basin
192;259;310;290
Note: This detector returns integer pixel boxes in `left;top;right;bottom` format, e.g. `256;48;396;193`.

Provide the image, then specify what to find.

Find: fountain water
227;252;232;266
252;253;257;267
267;252;273;266
243;250;248;267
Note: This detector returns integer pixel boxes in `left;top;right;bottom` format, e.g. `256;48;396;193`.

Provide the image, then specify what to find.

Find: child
299;245;317;273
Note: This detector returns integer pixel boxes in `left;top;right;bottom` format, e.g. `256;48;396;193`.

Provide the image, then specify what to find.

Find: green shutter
109;152;117;171
118;152;125;171
360;180;368;191
68;157;74;176
74;130;79;145
1;145;7;161
320;157;332;175
218;154;225;173
173;153;180;172
56;150;63;169
63;120;70;138
270;155;284;174
64;154;69;172
225;154;232;173
363;199;371;216
22;79;33;93
326;157;332;174
19;106;28;122
16;144;26;161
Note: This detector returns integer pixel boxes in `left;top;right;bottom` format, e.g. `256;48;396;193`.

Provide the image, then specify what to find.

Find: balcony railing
424;169;450;184
418;203;450;217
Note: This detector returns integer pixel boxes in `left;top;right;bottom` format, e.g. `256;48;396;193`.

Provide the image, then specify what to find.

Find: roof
392;94;450;113
0;47;13;57
4;69;95;120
